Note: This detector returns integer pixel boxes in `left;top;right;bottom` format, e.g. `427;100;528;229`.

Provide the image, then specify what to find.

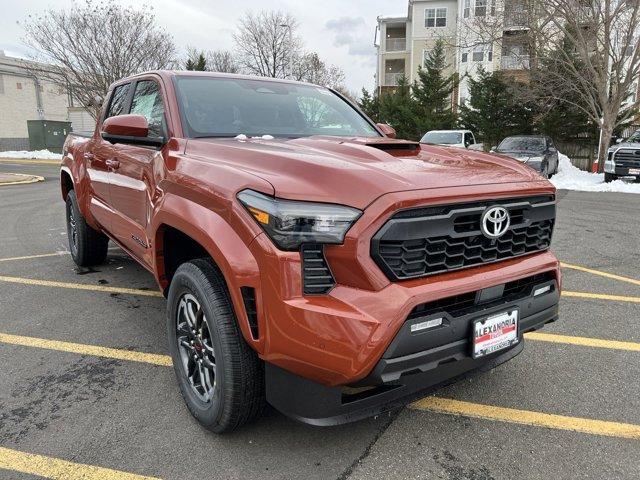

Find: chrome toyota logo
481;206;510;239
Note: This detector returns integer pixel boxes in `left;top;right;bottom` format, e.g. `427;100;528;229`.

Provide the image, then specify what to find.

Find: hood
500;152;545;163
612;142;640;150
185;136;546;209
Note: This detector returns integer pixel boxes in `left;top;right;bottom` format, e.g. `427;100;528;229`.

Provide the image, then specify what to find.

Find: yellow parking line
0;252;69;263
561;262;640;288
0;332;172;366
0;446;160;480
0;174;45;186
525;332;640;352
0;158;60;165
0;274;163;297
562;291;640;304
410;397;640;439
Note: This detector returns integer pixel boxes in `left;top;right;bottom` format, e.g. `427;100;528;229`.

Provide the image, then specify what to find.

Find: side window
106;84;131;119
130;80;166;137
464;132;474;145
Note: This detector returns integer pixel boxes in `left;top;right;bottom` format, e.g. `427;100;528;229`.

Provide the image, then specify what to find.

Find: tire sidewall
66;191;81;261
167;264;227;427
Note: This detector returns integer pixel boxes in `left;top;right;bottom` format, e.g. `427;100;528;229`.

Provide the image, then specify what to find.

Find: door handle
83;152;94;160
106;159;120;170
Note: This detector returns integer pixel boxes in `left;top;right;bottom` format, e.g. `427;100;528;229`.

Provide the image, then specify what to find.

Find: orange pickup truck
61;71;560;432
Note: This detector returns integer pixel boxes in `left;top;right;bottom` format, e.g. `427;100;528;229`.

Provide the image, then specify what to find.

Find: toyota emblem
481;206;510;239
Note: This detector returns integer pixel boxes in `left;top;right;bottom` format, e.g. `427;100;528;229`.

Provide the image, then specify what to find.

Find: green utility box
27;120;72;154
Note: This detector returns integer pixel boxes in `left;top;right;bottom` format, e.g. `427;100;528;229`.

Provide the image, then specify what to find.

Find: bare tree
539;0;640;168
207;51;240;74
291;52;345;89
21;0;177;118
233;11;301;78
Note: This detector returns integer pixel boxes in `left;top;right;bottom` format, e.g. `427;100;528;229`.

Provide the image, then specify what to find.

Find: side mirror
616;137;624;144
490;146;497;152
102;114;164;148
377;123;396;139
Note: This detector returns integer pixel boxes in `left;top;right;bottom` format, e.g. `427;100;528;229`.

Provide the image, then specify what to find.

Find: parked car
605;130;640;183
61;71;560;432
492;135;559;178
421;129;478;149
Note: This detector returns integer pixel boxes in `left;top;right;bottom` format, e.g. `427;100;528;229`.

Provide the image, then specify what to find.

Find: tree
412;40;458;133
292;52;345;89
185;47;207;71
537;0;640;169
358;88;381;122
459;68;534;149
21;0;176;118
233;10;301;78
378;76;423;140
207;50;240;73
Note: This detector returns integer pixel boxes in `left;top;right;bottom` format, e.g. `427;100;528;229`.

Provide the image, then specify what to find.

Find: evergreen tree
412;40;457;133
185;52;207;71
459;68;533;149
359;88;381;122
378;76;422;140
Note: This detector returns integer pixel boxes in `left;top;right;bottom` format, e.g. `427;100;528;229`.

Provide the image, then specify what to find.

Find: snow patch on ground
551;153;640;194
0;150;61;160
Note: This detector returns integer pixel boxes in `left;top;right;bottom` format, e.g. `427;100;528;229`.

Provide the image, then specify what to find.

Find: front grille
372;196;556;281
301;244;335;294
408;272;555;320
614;149;640;168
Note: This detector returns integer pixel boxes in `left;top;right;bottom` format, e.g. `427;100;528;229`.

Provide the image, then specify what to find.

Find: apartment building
375;0;532;105
0;51;94;151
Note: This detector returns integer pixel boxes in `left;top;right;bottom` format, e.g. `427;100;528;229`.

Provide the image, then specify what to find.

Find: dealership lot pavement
0;162;638;480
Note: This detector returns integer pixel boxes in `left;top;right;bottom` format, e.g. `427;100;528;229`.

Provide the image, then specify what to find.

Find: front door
108;79;168;268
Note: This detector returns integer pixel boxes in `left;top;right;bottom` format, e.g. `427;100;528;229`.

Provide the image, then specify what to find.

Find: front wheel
167;258;265;433
604;172;618;183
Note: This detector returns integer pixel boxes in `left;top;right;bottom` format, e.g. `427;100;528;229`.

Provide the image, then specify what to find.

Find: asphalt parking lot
0;160;638;480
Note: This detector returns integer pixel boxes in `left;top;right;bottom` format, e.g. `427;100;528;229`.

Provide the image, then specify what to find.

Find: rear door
86;82;132;231
108;78;168;267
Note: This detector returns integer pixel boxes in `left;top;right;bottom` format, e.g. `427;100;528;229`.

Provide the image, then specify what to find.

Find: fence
555;139;597;171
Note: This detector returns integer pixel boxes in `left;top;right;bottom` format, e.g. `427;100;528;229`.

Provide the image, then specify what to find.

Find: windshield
421;131;462;145
173;76;380;139
625;131;640;143
497;137;545;152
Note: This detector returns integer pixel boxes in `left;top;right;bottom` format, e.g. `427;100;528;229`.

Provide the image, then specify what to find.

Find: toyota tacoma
61;71;560;432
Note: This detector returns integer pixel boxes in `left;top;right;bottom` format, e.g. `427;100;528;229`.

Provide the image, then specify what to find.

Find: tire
65;190;109;266
167;258;265;433
604;172;618;183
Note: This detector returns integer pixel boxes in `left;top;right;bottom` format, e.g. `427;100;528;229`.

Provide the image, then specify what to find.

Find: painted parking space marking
0;158;60;166
562;291;640;304
0;252;69;263
0;274;163;297
0;446;160;480
0;332;172;366
524;332;640;352
561;262;640;288
410;397;640;440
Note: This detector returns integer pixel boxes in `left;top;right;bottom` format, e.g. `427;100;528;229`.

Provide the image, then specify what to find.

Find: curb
0;158;61;166
0;173;45;186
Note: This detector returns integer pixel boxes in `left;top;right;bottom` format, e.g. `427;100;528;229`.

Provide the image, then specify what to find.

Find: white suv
420;130;479;149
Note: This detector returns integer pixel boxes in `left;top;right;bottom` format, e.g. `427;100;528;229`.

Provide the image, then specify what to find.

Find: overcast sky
0;0;408;93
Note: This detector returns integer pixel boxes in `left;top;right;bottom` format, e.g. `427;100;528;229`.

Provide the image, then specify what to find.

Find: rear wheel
604;172;618;183
65;190;108;266
167;258;265;433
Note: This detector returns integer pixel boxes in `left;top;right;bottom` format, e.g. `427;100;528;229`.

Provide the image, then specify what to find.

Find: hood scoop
365;141;420;152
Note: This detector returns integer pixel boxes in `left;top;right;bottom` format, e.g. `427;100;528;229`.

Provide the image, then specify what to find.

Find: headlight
237;189;362;251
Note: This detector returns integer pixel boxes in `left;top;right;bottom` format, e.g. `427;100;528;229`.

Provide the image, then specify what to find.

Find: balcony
385;37;407;51
503;13;530;31
384;72;405;86
501;55;530;70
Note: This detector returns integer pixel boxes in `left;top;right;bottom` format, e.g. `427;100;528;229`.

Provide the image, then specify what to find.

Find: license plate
629;168;640;175
472;310;519;358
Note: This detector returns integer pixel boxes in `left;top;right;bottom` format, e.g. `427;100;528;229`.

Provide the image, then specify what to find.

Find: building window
461;52;468;63
472;46;484;62
475;0;487;17
0;75;4;94
425;8;447;27
488;47;493;62
490;0;496;16
463;0;471;18
16;82;22;90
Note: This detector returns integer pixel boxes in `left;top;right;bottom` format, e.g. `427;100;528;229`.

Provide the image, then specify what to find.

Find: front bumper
265;274;559;425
